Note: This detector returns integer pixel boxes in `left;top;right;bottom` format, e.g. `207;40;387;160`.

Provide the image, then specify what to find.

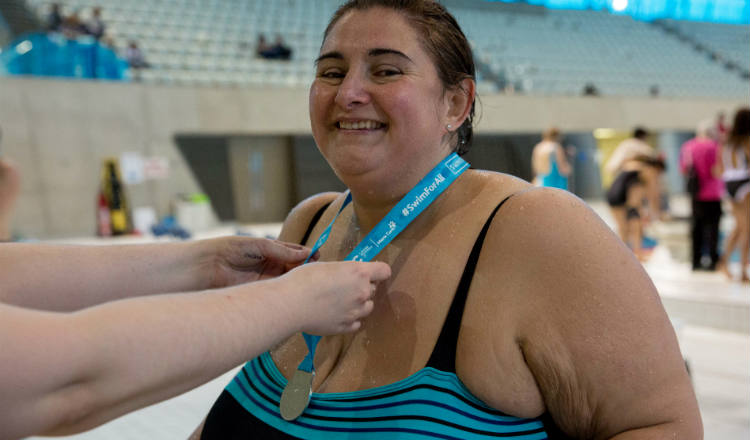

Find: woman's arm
713;144;724;178
0;237;310;312
486;188;701;439
555;143;572;176
187;191;343;439
0;260;390;439
679;144;690;175
531;144;544;178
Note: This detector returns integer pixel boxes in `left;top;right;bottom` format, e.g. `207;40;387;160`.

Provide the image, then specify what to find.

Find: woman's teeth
338;121;384;130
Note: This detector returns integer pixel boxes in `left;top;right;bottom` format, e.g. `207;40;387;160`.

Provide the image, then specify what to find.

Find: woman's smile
334;119;388;138
336;120;386;131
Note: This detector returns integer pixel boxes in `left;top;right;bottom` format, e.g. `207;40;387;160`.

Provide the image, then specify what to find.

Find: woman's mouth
336;120;386;130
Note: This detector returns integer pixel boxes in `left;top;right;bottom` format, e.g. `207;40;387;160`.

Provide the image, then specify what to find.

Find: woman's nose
334;71;371;109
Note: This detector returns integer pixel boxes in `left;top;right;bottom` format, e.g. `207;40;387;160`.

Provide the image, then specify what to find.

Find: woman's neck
345;150;453;234
344;177;412;234
349;198;398;235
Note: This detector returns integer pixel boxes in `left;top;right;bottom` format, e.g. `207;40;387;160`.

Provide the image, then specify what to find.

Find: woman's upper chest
270;241;543;417
272;201;543;414
272;228;471;389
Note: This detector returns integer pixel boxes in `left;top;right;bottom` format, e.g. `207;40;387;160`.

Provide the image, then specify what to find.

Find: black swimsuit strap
299;202;332;246
426;195;514;372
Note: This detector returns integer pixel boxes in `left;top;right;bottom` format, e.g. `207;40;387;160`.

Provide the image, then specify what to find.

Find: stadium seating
17;0;750;98
453;7;748;98
660;18;750;73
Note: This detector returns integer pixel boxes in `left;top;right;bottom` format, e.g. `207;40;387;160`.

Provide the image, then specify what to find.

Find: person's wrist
188;239;221;290
282;268;314;333
263;275;307;334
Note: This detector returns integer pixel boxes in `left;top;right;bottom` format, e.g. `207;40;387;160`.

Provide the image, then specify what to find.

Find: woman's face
309;7;453;183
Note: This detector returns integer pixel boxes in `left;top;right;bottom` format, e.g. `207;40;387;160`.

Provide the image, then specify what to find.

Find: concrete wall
229;136;295;223
0;76;744;238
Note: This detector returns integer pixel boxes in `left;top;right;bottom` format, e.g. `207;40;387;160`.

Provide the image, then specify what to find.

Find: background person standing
716;107;750;282
680;119;723;271
531;126;571;190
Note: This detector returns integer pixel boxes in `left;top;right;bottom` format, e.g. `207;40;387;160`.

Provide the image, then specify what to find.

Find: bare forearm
556;147;572;176
55;280;298;434
0;242;213;311
0;278;300;439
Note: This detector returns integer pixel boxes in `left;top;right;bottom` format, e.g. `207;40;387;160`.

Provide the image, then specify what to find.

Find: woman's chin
332;164;380;182
328;158;391;186
324;145;385;171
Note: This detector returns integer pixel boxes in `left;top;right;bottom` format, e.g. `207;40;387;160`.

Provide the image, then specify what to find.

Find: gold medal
279;369;315;421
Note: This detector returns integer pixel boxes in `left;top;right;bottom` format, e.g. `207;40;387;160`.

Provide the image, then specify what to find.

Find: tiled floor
682;326;750;439
28;197;749;440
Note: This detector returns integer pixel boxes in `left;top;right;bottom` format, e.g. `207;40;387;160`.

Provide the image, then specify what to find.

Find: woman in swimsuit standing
716;107;750;282
531;127;571;190
195;1;700;438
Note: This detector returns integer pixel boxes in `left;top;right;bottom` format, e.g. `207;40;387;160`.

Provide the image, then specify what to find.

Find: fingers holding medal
290;260;390;336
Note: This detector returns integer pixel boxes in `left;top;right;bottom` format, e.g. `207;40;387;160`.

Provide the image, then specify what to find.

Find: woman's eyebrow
315;48;414;65
315;51;343;65
368;48;413;63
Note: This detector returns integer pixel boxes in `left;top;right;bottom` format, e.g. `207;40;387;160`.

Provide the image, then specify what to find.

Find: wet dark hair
323;0;476;155
633;127;649;139
728;107;750;148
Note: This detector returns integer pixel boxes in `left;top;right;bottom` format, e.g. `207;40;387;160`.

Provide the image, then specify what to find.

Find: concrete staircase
652;18;750;82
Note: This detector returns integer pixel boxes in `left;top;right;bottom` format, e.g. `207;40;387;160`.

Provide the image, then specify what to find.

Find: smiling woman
194;1;702;439
308;8;469;193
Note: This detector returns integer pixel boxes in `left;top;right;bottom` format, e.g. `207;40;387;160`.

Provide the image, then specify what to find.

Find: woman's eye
375;69;401;77
319;70;344;78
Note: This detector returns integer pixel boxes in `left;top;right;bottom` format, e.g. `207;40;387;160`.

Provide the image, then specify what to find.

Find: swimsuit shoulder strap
299;202;332;246
426;194;515;372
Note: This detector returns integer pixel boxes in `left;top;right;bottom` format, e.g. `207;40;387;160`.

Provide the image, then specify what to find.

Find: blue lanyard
296;152;469;374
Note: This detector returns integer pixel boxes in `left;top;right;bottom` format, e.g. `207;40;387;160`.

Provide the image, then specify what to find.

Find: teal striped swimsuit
201;198;555;439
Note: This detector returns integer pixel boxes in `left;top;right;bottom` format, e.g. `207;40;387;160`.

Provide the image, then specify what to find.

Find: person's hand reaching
280;261;391;335
203;237;318;288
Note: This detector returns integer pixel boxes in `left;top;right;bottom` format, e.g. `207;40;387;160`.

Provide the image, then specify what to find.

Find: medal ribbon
293;152;469;378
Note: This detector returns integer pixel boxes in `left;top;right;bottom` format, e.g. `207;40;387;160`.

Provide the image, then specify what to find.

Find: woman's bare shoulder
463;169;531;197
473;186;661;332
480;187;630;286
278;192;342;243
473;188;698;438
467;168;527;183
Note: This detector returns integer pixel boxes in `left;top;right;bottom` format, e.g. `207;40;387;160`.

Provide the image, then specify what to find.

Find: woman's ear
444;78;476;130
